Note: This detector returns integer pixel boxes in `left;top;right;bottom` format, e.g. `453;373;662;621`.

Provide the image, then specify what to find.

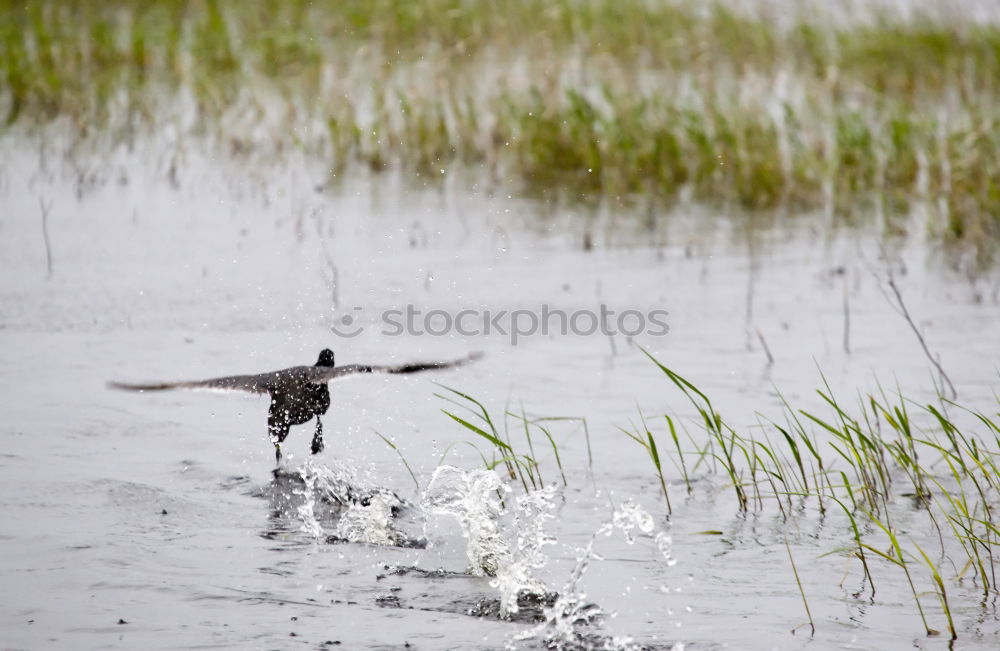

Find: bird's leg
311;417;325;455
268;407;290;468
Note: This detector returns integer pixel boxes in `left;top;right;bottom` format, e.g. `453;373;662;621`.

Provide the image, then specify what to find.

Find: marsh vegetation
2;1;1000;649
3;0;999;267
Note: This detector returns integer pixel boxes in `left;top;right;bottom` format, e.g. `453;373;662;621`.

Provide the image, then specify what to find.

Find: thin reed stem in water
881;269;957;399
373;431;420;494
785;536;815;637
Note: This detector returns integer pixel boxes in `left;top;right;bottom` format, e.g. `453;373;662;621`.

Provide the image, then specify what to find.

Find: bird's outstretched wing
109;353;482;392
108;371;282;394
306;352;483;383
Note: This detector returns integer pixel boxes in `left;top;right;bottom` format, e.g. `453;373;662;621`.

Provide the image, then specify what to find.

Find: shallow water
1;142;999;649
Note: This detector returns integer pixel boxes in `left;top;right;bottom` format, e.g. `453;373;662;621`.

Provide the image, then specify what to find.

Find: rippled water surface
2;145;999;650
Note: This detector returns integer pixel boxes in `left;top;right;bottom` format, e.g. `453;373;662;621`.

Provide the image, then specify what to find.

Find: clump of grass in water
619;406;672;516
639;348;749;511
3;0;1000;267
634;349;1000;638
436;384;580;496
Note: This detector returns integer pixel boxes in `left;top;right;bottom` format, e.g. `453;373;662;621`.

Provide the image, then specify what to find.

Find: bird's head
315;349;336;367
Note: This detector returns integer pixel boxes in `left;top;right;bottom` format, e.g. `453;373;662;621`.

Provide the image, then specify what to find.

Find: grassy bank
1;0;998;263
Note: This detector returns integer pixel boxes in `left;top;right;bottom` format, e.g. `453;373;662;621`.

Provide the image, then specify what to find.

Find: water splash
491;484;558;617
513;500;677;651
421;465;510;577
422;466;561;617
295;461;323;538
654;531;677;567
603;500;655;543
334;492;403;545
600;499;676;569
290;459;406;545
511;539;614;651
421;467;678;646
297;458;364;507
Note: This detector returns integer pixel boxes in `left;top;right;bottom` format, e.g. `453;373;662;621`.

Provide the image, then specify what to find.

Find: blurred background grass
2;0;998;267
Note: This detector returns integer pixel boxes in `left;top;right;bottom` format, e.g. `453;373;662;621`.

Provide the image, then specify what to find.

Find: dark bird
110;349;482;464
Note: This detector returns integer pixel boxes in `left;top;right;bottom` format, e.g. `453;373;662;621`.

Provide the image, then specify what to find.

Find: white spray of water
295;460;324;538
421;465;511;577
511;538;613;651
602;499;676;566
491;483;558;616
298;461;680;647
333;493;400;545
514;499;678;651
293;459;403;544
422;466;562;617
601;499;655;542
